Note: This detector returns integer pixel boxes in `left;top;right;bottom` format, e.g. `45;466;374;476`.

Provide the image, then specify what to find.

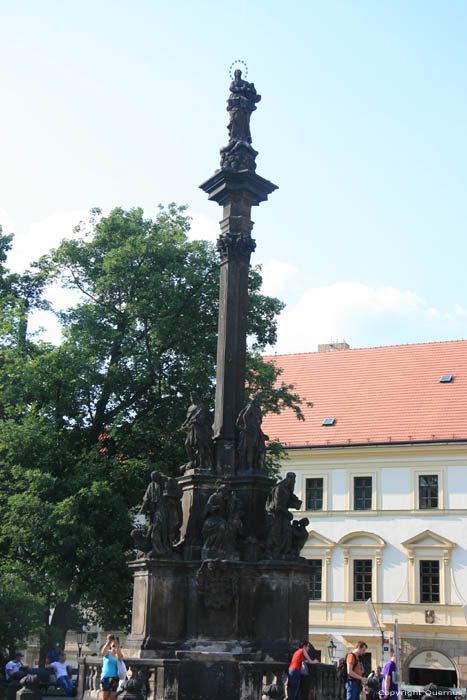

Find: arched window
337;531;386;603
301;530;335;602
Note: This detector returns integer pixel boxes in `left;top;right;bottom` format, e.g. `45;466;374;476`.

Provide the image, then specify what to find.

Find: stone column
155;660;180;700
239;662;262;700
200;171;277;475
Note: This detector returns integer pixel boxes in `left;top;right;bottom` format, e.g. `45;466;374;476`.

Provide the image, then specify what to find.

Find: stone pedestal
178;472;274;561
177;472;218;560
124;557;310;662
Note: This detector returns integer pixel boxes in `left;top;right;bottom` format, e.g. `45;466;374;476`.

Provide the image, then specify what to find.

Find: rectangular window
354;476;372;510
419;475;438;509
306;478;323;511
420;560;440;603
309;560;323;600
353;559;372;601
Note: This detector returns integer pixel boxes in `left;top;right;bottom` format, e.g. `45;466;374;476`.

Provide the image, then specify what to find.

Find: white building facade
263;341;467;687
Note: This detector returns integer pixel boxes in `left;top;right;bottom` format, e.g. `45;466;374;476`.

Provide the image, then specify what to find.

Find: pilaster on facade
302;530;336;607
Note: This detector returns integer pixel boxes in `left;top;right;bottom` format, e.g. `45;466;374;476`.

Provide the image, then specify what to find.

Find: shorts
100;677;118;692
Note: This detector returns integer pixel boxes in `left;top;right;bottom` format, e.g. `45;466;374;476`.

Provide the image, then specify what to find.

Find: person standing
287;640;316;700
45;653;74;695
382;650;398;699
100;635;123;700
345;641;368;700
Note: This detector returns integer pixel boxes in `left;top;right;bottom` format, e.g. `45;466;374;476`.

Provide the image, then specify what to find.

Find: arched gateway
408;649;458;687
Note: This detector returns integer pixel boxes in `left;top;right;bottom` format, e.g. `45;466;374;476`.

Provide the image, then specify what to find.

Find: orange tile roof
262;340;467;447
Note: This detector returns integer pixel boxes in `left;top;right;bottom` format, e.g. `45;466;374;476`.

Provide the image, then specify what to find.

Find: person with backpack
342;641;368;700
365;666;383;700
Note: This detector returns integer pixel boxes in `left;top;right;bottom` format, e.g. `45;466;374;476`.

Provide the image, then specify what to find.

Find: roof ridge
264;338;467;359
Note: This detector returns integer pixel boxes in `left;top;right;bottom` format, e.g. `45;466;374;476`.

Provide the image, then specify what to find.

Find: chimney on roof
318;341;350;352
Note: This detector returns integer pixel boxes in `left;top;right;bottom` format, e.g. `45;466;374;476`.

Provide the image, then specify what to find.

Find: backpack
337;653;357;683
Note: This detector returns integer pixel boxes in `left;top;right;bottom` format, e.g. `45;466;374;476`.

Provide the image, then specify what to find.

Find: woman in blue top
101;634;124;700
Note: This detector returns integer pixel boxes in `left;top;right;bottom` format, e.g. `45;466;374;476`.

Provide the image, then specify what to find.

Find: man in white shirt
46;653;74;695
5;652;26;681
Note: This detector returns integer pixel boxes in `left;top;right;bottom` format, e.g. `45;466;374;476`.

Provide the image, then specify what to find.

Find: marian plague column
118;70;312;700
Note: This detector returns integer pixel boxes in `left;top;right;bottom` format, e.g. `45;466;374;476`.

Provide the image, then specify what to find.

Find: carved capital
217;234;256;262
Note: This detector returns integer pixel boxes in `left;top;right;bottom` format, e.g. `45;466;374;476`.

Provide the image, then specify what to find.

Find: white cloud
9;209;89;273
428;307;441;317
260;259;299;297
187;211;219;242
271;282;467;354
0;208;16;238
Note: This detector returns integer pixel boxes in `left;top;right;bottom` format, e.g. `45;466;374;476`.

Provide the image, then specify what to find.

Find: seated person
46;653;75;695
5;652;28;682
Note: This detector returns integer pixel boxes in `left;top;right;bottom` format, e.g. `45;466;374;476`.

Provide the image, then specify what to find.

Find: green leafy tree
0;206;306;653
0;570;46;669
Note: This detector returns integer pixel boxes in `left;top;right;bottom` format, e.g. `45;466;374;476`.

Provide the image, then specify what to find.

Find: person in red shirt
287;640;316;700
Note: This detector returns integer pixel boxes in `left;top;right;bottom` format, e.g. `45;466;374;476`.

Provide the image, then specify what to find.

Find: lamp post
366;598;385;667
327;639;336;663
76;628;86;657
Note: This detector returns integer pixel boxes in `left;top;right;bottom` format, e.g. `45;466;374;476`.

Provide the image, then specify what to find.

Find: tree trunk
39;601;76;666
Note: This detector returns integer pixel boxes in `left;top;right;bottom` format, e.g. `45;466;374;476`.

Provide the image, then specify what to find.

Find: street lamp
76;628;86;657
327;639;336;663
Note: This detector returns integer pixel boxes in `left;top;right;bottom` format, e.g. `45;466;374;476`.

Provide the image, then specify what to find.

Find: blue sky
1;0;467;352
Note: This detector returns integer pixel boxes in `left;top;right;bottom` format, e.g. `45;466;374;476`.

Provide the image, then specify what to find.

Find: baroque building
262;340;467;688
